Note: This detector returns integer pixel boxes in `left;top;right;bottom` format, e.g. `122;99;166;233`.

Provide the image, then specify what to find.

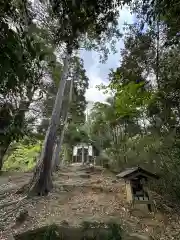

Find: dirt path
0;165;180;239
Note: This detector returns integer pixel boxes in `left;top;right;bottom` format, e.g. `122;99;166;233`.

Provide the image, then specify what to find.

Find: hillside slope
0;164;180;239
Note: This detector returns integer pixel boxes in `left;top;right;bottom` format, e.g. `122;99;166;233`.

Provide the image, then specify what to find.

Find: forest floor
0;164;180;240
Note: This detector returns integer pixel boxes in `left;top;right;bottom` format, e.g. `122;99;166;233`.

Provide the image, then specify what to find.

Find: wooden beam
125;180;133;203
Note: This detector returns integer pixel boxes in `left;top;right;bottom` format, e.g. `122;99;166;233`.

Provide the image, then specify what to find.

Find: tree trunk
52;123;67;170
52;77;74;171
51;136;61;172
0;142;10;172
29;51;71;196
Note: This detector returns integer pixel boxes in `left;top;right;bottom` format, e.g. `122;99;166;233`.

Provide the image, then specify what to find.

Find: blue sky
81;7;134;109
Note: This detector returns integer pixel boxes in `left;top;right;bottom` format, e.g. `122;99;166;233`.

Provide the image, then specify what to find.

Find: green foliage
64;123;89;145
2;0;180;206
3;141;41;171
106;222;122;240
69;57;89;124
15;224;59;240
87;16;180;204
38;56;89;139
135;0;180;45
114;81;152;118
95;154;110;168
0;0;64;170
16;223;122;240
81;221;122;240
48;0;122;54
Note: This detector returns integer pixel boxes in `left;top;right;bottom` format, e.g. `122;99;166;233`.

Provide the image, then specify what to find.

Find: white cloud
85;84;108;103
85;52;109;103
82;6;134;109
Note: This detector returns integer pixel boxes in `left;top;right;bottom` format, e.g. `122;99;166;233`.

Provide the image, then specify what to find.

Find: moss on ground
14;223;123;240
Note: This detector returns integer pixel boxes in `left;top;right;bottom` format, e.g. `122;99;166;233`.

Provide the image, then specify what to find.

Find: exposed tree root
16;158;42;195
17;158;53;196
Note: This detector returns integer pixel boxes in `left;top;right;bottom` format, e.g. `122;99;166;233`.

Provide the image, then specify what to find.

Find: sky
81;7;134;111
31;1;134;110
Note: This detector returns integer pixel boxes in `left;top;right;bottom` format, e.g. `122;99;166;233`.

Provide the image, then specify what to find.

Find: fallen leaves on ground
0;165;180;240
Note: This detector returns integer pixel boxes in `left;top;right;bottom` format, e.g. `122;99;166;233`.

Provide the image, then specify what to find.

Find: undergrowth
3;141;41;171
15;222;123;240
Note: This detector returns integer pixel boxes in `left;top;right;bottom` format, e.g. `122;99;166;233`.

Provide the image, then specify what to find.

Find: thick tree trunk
52;78;73;171
52;125;66;170
0;143;10;172
51;136;61;172
29;51;71;196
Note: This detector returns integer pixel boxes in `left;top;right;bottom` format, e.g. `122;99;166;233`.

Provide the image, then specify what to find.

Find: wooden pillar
94;156;96;166
125;180;133;203
87;145;89;164
143;182;156;213
87;153;89;164
82;146;84;165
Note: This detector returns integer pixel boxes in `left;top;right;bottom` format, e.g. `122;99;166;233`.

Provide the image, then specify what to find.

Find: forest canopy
1;0;180;201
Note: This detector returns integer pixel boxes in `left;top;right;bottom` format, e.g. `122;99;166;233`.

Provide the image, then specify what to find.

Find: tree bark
29;51;71;196
52;77;74;171
0;142;10;172
51;136;61;172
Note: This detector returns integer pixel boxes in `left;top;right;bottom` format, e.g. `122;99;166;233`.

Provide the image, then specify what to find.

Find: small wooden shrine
72;142;99;165
116;167;159;212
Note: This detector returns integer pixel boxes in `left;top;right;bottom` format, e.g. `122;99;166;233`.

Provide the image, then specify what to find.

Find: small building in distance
72;142;99;165
116;167;159;212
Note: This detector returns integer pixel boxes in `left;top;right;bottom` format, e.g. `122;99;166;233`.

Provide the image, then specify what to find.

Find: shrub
3;141;41;171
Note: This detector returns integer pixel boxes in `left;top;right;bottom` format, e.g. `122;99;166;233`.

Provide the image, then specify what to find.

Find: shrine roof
116;167;159;180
